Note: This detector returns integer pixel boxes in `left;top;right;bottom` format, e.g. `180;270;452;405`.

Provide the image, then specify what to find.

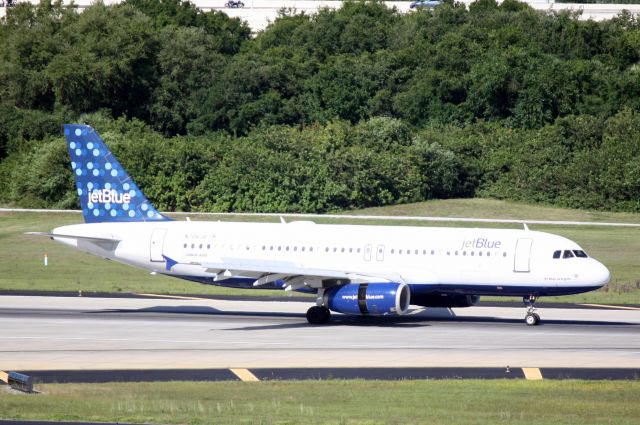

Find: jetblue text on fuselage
460;238;502;250
341;294;385;300
88;189;131;205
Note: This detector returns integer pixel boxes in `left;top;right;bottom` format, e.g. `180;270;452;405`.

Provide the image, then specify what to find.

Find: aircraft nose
592;260;611;287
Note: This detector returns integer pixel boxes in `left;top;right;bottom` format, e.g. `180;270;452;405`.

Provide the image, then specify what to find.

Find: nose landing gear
523;295;540;326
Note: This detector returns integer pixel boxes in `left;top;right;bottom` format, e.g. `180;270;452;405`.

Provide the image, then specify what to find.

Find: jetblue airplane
31;124;611;326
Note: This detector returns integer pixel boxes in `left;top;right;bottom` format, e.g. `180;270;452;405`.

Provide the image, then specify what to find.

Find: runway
0;295;639;371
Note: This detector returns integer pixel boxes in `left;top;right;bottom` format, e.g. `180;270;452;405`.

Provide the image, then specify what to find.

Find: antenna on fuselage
523;223;529;231
280;216;286;224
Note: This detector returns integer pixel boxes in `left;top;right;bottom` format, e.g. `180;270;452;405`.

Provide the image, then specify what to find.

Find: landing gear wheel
523;295;540;326
306;306;331;325
525;312;540;326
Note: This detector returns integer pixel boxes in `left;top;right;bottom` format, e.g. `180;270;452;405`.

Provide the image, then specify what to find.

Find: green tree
150;26;226;135
45;3;159;119
124;0;250;54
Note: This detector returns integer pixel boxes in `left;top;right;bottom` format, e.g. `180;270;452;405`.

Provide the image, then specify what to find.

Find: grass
2;198;640;303
1;380;639;424
353;198;640;223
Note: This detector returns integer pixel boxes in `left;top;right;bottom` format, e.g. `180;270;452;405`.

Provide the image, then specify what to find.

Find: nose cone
592;260;611;288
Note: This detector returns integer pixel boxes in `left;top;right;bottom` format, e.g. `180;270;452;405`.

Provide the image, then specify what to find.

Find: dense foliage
1;0;639;212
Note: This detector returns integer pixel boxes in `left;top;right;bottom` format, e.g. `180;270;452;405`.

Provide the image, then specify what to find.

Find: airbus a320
30;125;611;326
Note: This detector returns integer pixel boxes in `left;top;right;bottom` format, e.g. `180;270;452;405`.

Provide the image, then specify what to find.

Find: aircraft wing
194;257;405;290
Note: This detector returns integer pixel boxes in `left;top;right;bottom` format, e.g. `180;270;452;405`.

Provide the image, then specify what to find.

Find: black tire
525;313;539;326
307;306;331;325
306;306;323;324
320;307;331;323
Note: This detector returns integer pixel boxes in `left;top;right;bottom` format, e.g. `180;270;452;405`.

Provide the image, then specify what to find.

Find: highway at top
0;295;638;371
3;1;640;29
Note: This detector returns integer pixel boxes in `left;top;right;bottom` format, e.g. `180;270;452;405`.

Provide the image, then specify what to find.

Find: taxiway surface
1;296;638;370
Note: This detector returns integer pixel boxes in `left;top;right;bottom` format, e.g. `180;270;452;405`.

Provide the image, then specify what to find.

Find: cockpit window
554;249;588;259
573;250;588;258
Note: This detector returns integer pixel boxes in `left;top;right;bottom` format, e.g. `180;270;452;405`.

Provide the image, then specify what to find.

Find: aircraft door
150;228;167;262
376;245;385;262
514;238;532;272
364;244;372;261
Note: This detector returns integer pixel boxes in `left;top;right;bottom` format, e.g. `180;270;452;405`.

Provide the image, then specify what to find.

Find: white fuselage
52;220;610;298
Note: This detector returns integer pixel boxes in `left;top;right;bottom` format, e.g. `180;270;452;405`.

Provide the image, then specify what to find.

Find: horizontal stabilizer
163;255;178;271
25;232;121;243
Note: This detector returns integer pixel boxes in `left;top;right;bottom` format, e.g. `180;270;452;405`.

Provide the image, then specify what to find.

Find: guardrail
2;1;639;26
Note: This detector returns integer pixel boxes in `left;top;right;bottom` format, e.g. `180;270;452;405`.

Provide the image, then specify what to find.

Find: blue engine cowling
324;283;411;316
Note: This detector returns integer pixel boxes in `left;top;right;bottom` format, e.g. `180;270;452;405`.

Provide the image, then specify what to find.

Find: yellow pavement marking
136;293;208;301
0;371;8;384
230;368;260;382
522;368;543;380
580;303;640;311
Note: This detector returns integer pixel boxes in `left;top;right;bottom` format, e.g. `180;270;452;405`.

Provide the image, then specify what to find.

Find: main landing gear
523;295;540;326
306;305;331;324
306;288;331;325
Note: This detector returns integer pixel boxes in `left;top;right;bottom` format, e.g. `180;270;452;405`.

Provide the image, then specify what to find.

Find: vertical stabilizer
64;124;171;223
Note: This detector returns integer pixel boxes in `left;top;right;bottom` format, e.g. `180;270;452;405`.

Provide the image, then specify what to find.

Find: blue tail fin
64;124;171;223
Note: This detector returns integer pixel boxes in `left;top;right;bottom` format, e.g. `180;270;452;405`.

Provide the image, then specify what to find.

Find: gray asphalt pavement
1;296;638;370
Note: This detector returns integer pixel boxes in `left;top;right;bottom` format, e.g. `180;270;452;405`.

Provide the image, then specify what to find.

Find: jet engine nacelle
411;293;480;308
324;283;410;316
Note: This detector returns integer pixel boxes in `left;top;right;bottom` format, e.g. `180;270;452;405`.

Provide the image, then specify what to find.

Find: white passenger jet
31;124;611;325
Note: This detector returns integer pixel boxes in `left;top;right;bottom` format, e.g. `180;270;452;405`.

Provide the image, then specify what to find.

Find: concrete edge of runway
2;367;639;384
